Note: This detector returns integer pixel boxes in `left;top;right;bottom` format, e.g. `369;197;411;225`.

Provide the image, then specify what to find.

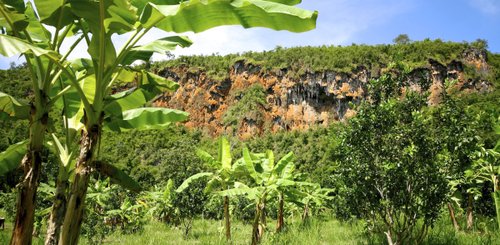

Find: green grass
97;218;366;245
1;216;500;244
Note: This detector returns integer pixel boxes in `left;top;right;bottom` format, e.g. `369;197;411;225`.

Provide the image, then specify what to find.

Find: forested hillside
152;39;499;137
1;40;500;244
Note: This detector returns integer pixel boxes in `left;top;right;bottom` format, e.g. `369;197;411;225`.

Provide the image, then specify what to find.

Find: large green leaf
140;71;180;93
122;36;192;64
104;107;188;131
274;151;294;177
0;0;28;31
219;137;232;171
176;172;213;193
196;149;219;168
0;92;30;120
69;0;137;35
0;34;60;59
88;33;117;70
140;0;317;33
133;36;192;53
242;147;259;183
0;141;27;176
104;88;154;117
25;2;52;43
94;161;142;192
33;0;75;28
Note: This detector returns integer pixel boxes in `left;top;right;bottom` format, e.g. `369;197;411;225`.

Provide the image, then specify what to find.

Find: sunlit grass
1;215;500;244
98;218;366;245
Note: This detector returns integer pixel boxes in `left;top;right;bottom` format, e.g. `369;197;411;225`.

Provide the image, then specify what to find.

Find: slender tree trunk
10;106;48;245
466;194;474;230
45;168;69;245
447;202;460;231
385;230;395;245
302;203;310;222
276;192;284;233
60;126;100;245
223;196;231;241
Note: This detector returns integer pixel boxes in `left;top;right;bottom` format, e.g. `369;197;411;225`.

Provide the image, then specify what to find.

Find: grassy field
1;215;500;244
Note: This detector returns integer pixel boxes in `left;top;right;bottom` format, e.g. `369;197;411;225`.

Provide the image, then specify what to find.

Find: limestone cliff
153;47;493;138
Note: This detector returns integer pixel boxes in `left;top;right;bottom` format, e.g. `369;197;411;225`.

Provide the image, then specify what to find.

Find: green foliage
223;83;267;129
337;93;448;244
157;39;482;80
393;34;411;45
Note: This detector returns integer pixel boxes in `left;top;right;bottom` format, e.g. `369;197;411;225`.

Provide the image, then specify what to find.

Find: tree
0;1;317;244
393;34;411;45
338;94;448;245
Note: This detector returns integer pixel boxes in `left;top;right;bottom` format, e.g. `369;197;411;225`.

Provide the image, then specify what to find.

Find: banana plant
176;137;239;241
106;197;145;232
0;0;85;243
1;0;317;244
56;1;317;243
220;149;314;244
141;179;178;223
462;119;500;230
293;184;333;223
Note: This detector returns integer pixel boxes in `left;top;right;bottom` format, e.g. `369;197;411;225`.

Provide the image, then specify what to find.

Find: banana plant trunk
10;105;48;245
251;197;266;245
223;196;231;241
276;192;284;233
60;125;100;245
45;168;69;245
446;202;460;231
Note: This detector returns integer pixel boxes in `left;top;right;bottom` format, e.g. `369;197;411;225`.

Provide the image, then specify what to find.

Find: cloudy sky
0;0;499;69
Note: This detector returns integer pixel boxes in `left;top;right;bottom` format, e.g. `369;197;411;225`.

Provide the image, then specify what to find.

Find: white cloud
468;0;500;14
152;26;266;59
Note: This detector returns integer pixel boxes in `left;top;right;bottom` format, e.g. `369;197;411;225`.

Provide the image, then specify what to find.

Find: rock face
153;48;492;138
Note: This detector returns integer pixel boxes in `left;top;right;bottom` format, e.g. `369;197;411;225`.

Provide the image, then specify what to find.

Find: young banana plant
220;148;315;244
176;137;239;241
294;184;333;223
142;179;177;223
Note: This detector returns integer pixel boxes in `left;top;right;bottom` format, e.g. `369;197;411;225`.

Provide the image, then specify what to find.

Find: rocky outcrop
153;48;493;138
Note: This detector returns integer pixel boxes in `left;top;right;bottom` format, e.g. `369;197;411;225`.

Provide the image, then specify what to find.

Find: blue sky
1;0;499;69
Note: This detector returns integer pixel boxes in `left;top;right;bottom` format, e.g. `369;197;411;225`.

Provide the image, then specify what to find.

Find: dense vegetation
1;39;500;244
153;39;491;81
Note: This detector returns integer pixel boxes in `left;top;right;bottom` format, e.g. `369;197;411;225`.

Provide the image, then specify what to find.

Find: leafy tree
337;94;448;245
393;34;411;45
